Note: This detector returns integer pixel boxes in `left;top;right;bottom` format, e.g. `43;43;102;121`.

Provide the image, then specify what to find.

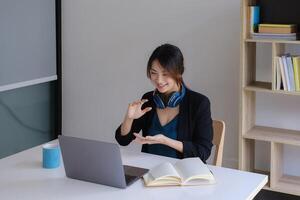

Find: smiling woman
115;44;213;163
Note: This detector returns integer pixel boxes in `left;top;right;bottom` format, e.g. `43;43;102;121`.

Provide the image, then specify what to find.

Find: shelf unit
239;0;300;196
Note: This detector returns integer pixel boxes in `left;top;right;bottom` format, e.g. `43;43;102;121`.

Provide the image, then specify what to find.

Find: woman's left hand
133;133;167;145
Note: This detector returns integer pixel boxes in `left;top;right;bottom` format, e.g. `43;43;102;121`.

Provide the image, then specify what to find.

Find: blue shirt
147;112;178;158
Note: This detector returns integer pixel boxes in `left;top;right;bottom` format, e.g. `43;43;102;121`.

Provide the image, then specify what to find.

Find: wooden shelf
274;175;300;196
244;81;300;96
243;126;300;146
240;0;300;196
244;81;271;91
262;185;272;191
245;38;300;44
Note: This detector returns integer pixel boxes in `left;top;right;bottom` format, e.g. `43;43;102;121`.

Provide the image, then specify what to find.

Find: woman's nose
156;74;164;83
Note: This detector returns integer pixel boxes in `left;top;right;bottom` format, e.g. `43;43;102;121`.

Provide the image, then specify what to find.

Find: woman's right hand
126;99;152;120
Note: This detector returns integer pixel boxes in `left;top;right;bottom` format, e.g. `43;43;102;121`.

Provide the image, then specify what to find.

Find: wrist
120;116;134;136
162;136;170;145
124;114;134;122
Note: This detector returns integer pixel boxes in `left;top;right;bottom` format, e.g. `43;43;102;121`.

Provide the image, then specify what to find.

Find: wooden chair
212;120;225;167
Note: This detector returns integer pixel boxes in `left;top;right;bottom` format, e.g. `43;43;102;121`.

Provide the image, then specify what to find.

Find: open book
143;157;215;186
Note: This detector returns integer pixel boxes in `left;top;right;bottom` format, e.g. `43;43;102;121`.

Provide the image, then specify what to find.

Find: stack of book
274;55;300;92
248;5;298;40
252;24;298;40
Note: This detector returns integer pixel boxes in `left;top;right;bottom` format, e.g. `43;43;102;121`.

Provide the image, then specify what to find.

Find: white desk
0;141;267;200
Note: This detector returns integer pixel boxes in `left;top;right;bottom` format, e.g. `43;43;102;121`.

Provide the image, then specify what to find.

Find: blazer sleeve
182;97;213;162
115;94;150;146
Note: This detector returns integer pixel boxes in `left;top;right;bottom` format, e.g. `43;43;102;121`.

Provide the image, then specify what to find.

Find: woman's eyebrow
150;68;157;72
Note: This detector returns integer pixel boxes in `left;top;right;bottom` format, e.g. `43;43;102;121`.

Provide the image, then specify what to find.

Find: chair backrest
212;120;225;167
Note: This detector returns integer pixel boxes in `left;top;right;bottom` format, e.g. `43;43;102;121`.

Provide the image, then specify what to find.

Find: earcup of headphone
167;91;181;107
153;94;165;109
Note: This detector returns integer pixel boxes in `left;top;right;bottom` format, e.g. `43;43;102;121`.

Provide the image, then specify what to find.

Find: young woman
115;44;213;162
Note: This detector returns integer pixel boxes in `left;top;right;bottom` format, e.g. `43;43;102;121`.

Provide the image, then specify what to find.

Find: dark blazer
115;88;213;162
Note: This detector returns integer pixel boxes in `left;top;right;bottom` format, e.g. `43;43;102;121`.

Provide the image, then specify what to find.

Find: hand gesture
133;133;167;145
126;99;152;120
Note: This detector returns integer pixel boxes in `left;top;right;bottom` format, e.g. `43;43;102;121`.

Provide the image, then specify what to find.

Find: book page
174;158;215;184
143;162;181;186
143;173;180;186
148;162;180;180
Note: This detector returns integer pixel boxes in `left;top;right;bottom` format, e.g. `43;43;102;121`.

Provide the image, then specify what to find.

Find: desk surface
0;141;267;200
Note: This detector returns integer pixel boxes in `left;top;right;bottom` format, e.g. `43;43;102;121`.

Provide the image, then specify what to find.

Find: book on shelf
273;57;276;90
277;56;287;90
274;57;282;90
292;56;300;91
251;32;297;40
259;24;296;28
275;55;300;92
258;24;297;34
282;55;292;91
248;6;260;34
286;55;295;91
142;157;215;187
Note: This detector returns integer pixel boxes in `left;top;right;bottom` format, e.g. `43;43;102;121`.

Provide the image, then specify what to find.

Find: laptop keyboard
125;174;137;185
123;165;149;185
123;165;149;176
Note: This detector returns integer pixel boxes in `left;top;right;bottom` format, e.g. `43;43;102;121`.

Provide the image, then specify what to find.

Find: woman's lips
157;84;167;90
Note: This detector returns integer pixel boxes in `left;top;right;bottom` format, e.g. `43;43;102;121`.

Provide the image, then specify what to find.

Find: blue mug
42;143;60;169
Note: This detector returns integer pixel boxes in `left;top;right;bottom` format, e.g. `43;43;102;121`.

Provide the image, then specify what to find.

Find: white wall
62;0;241;168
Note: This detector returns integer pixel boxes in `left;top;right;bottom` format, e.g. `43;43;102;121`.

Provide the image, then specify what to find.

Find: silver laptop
58;135;148;188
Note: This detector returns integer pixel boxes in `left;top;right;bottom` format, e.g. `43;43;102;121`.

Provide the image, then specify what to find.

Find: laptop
58;135;149;188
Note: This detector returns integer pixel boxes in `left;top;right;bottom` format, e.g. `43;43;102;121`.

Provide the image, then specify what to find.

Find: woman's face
149;60;179;94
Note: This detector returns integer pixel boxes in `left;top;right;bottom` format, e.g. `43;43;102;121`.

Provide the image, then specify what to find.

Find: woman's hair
147;43;184;85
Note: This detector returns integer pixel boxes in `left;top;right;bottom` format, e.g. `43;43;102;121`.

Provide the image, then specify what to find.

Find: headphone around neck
153;84;186;109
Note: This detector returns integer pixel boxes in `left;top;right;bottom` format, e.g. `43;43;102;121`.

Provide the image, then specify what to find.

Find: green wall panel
0;81;57;159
